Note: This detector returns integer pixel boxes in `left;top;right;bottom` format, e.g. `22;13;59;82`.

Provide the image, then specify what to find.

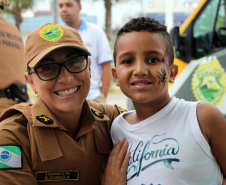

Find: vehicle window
192;0;220;58
214;0;226;49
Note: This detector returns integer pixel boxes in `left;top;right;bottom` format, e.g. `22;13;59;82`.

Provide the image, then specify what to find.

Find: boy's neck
125;96;172;125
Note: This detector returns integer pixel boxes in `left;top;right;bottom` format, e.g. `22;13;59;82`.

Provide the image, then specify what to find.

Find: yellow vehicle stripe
180;0;207;35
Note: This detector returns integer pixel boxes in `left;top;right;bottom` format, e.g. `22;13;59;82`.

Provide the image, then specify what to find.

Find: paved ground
106;93;128;109
106;84;129;109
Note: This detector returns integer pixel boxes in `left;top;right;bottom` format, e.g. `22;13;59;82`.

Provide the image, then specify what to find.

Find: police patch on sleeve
0;145;22;169
114;105;127;114
36;115;53;124
91;108;104;118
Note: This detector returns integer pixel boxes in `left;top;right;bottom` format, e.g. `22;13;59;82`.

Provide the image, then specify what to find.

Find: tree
104;0;112;41
94;0;133;42
5;0;34;30
94;0;120;42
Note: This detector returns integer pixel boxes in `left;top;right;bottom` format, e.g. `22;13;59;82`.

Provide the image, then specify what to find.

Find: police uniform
0;96;126;184
0;18;28;113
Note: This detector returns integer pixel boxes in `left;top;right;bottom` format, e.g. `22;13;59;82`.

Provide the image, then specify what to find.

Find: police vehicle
170;0;226;117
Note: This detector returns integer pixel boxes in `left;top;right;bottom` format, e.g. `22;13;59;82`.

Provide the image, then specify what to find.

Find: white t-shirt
77;21;113;100
111;97;223;185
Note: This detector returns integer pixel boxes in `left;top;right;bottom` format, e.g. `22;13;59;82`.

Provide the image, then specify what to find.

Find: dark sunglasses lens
35;56;87;81
66;56;87;72
36;64;59;80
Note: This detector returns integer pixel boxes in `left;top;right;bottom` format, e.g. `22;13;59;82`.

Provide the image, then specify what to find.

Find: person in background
111;17;226;185
0;23;129;185
58;0;112;103
0;0;29;114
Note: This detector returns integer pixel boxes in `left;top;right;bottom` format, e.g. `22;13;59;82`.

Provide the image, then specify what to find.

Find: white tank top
111;97;223;185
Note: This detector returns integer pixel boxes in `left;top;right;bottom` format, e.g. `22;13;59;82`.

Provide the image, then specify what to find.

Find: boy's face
112;31;178;106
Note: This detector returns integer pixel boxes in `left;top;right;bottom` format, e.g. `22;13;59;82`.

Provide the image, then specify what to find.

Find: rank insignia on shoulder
36;115;53;124
115;105;127;114
91;108;104;119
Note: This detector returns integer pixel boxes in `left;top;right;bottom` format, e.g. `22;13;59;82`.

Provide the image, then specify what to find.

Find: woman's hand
101;138;130;185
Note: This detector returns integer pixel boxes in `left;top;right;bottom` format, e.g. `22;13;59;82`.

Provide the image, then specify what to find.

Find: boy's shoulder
196;102;225;123
196;102;226;142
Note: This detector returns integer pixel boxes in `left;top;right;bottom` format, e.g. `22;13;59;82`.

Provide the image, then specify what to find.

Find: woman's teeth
56;87;78;96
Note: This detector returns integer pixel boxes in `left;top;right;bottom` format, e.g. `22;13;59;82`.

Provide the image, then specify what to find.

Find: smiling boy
111;17;226;185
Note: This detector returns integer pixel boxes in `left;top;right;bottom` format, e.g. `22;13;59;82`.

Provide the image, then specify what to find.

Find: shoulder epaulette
114;104;127;114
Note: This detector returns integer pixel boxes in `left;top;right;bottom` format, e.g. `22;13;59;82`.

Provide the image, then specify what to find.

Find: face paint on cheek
162;51;170;73
157;63;168;88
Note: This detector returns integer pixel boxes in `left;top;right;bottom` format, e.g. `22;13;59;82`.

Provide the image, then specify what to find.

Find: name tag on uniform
36;170;79;182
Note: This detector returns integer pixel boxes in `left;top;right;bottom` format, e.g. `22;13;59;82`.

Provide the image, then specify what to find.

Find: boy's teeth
135;83;148;85
57;87;78;96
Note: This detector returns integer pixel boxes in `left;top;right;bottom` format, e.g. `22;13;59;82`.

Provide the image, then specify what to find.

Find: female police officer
0;23;129;185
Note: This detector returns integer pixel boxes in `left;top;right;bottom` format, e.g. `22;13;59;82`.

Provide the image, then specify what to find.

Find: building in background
0;0;199;42
122;0;199;30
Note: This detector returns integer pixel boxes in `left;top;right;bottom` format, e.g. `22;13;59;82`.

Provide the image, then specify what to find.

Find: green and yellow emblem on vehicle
192;57;226;105
39;23;64;42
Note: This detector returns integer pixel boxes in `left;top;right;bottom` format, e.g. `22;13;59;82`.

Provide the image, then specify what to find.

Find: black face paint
157;63;168;88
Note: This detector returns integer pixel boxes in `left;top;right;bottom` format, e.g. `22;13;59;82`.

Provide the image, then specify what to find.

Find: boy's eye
148;57;160;63
122;59;133;64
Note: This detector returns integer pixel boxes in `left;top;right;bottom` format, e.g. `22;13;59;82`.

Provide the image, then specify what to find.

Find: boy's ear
112;67;119;86
169;64;178;83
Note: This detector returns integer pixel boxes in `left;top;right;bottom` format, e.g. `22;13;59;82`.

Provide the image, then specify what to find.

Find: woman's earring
34;91;38;97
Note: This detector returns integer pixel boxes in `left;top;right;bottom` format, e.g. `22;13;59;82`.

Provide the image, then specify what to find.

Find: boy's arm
197;103;226;181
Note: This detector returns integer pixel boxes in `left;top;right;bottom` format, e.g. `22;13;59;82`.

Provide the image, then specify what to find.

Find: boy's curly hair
113;17;174;66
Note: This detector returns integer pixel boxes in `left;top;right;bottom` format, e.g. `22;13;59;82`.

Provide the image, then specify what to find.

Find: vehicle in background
170;0;226;117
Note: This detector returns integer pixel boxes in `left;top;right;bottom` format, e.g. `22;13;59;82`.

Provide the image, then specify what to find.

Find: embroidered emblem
36;115;53;124
192;56;226;105
0;145;22;169
36;170;79;182
91;109;104;118
39;23;64;42
114;105;127;114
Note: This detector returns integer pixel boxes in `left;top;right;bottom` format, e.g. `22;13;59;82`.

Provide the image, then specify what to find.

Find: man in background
59;0;113;103
0;0;29;114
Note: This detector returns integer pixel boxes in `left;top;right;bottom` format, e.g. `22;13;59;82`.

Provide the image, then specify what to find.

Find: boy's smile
130;79;153;89
112;31;176;109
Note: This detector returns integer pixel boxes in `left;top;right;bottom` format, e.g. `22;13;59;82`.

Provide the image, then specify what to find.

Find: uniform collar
30;98;111;162
31;97;110;138
31;97;64;129
75;100;110;139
